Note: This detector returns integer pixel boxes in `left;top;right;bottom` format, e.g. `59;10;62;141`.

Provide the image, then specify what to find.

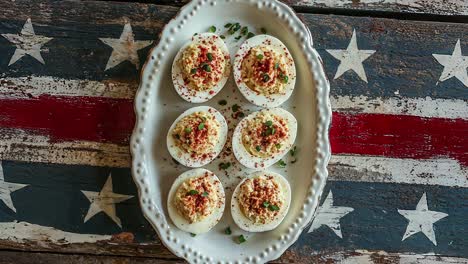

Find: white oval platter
130;0;331;263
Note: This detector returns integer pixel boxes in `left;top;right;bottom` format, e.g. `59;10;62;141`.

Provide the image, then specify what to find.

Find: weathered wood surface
0;0;467;263
145;0;468;16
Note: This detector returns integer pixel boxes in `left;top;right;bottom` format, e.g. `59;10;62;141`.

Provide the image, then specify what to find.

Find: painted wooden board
0;0;467;263
156;0;468;16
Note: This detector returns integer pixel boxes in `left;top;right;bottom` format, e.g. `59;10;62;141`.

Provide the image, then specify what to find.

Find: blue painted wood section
0;160;155;241
294;181;468;257
303;15;468;100
1;160;467;256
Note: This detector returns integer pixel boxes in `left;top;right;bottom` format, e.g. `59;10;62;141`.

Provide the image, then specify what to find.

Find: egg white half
231;171;291;232
167;106;228;168
233;34;296;107
232;108;297;169
172;33;231;103
167;168;225;234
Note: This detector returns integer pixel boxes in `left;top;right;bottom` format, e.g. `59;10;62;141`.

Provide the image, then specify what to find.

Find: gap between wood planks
87;0;468;23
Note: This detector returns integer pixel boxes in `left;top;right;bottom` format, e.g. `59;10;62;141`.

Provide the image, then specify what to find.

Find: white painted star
81;174;133;228
99;22;153;71
308;190;354;238
1;18;53;66
0;161;28;213
433;39;468;87
398;192;448;245
326;29;376;83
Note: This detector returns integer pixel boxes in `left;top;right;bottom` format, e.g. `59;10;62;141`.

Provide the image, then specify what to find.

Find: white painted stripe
0;221;111;244
330;155;468;188
332;95;468;119
0;128;130;168
316;249;467;263
0;75;136;99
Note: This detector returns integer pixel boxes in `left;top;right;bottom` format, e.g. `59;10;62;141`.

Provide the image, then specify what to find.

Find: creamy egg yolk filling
174;174;220;223
241;45;289;95
241;111;289;158
179;41;227;91
238;175;284;224
172;112;220;156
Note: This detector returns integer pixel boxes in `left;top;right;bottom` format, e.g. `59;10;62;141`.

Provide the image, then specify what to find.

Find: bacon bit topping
242;111;288;158
174;173;219;223
238;175;284;224
172;111;220;157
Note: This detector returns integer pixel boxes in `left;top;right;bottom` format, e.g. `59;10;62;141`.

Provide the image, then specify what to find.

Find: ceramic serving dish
130;0;331;263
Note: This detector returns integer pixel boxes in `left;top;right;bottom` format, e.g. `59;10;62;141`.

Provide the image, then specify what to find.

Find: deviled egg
233;34;296;107
231;171;291;232
168;168;225;234
232;108;297;169
172;33;231;103
167;106;228;167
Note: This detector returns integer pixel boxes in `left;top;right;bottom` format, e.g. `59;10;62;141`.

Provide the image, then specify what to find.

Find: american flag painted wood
0;0;467;262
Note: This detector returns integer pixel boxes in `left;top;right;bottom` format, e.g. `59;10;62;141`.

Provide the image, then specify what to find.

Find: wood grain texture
0;249;467;264
0;0;467;262
139;0;468;16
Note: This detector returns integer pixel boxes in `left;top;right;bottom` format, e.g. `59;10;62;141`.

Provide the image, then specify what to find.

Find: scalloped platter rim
130;0;332;263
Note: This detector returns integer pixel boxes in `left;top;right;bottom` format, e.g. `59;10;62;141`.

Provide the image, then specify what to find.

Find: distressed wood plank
141;0;468;16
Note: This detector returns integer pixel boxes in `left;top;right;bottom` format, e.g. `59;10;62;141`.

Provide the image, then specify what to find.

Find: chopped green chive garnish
229;23;241;34
274;62;279;69
184;127;192;133
290;146;298;156
190;233;196;237
234;35;242;41
247;32;255;39
198;123;205;130
190;68;197;74
265;120;273;127
201;116;207;121
271;127;276;135
276;143;282;149
225;227;232;235
261;27;267;34
218;99;227;105
219;162;231;170
207;53;213;61
262;73;270;82
263;201;270;208
193;33;198;36
187;190;198;195
268;204;280;211
238;112;245;118
203;64;212;72
224;23;232;28
202;191;209;197
232;104;240;112
282;75;289;83
238;235;246;244
240;26;248;35
209;25;216;32
255;145;261;152
256;54;264;60
277;159;287;168
220;35;226;39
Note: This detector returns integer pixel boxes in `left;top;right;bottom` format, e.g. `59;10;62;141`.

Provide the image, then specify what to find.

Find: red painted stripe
0;96;466;167
331;112;468;167
0;96;134;145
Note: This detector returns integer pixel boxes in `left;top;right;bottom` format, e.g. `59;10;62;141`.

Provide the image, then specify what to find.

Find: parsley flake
209;25;216;33
238;235;246;244
277;159;287;168
225;227;232;235
187;190;198;195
